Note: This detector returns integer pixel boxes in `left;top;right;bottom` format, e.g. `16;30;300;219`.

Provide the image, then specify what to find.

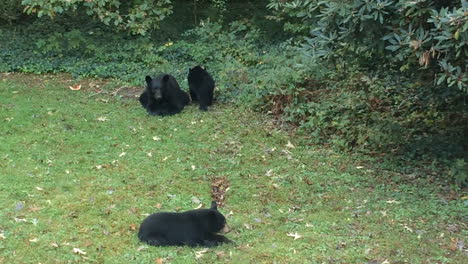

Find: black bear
187;66;215;111
139;74;189;116
138;201;232;247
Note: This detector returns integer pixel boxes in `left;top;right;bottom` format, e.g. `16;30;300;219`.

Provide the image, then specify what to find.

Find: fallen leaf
303;177;313;185
137;245;148;251
96;116;109;122
191;165;196;170
386;199;399;204
244;223;252;230
129;224;137;231
356;166;364;169
287;232;302;240
147;152;152;157
450;238;458;251
73;248;87;255
154;203;162;209
286;141;295;149
403;225;413;232
69;84;82;90
14;217;27;222
28;206;41;212
195;248;208;259
35;186;44;191
50;242;59;248
191;197;201;204
153;136;161;141
194;204;203;209
0;233;6;239
155;258;164;264
119;152;126;157
29;238;38;243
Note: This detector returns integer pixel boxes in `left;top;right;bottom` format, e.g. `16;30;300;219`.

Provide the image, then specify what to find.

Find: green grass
0;73;466;263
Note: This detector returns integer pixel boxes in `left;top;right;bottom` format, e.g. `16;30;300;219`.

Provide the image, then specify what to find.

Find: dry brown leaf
69;84;82;91
155;258;164;264
28;206;41;212
450;238;458;252
129;224;137;231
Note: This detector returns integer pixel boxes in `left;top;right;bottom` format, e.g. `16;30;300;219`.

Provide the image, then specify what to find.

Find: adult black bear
187;66;215;111
139;74;189;116
138;201;232;247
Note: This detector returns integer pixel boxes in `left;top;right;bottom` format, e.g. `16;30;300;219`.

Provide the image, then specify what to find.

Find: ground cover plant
0;73;466;263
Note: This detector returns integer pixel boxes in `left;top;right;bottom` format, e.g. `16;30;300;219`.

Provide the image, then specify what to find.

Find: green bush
267;0;467;92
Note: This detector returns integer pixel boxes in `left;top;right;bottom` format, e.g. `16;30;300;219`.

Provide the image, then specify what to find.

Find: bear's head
203;201;229;234
188;66;205;75
145;75;170;100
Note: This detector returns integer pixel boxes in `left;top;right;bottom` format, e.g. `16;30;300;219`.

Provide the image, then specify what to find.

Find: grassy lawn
0;73;466;263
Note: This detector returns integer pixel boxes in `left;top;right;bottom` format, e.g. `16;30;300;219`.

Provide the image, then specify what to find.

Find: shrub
267;0;467;92
0;0;23;23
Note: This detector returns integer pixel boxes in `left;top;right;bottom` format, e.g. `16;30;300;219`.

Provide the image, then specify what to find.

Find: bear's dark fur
187;66;215;111
139;74;189;116
138;201;232;247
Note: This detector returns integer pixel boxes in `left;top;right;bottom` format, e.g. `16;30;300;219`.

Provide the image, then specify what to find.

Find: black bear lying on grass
139;74;189;116
138;201;232;247
187;66;215;111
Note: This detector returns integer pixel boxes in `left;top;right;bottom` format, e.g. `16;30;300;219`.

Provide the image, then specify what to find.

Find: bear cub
139;74;189;116
187;66;215;111
138;201;232;247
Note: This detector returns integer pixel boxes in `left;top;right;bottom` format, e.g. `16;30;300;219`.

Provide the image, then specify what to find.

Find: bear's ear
162;75;170;83
210;201;218;210
145;76;152;84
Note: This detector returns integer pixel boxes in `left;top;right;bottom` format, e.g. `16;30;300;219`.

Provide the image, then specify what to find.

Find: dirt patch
113;86;142;99
211;177;230;207
1;72;142;99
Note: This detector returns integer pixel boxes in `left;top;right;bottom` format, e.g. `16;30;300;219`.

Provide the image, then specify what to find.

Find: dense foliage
1;0;466;186
267;0;467;91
